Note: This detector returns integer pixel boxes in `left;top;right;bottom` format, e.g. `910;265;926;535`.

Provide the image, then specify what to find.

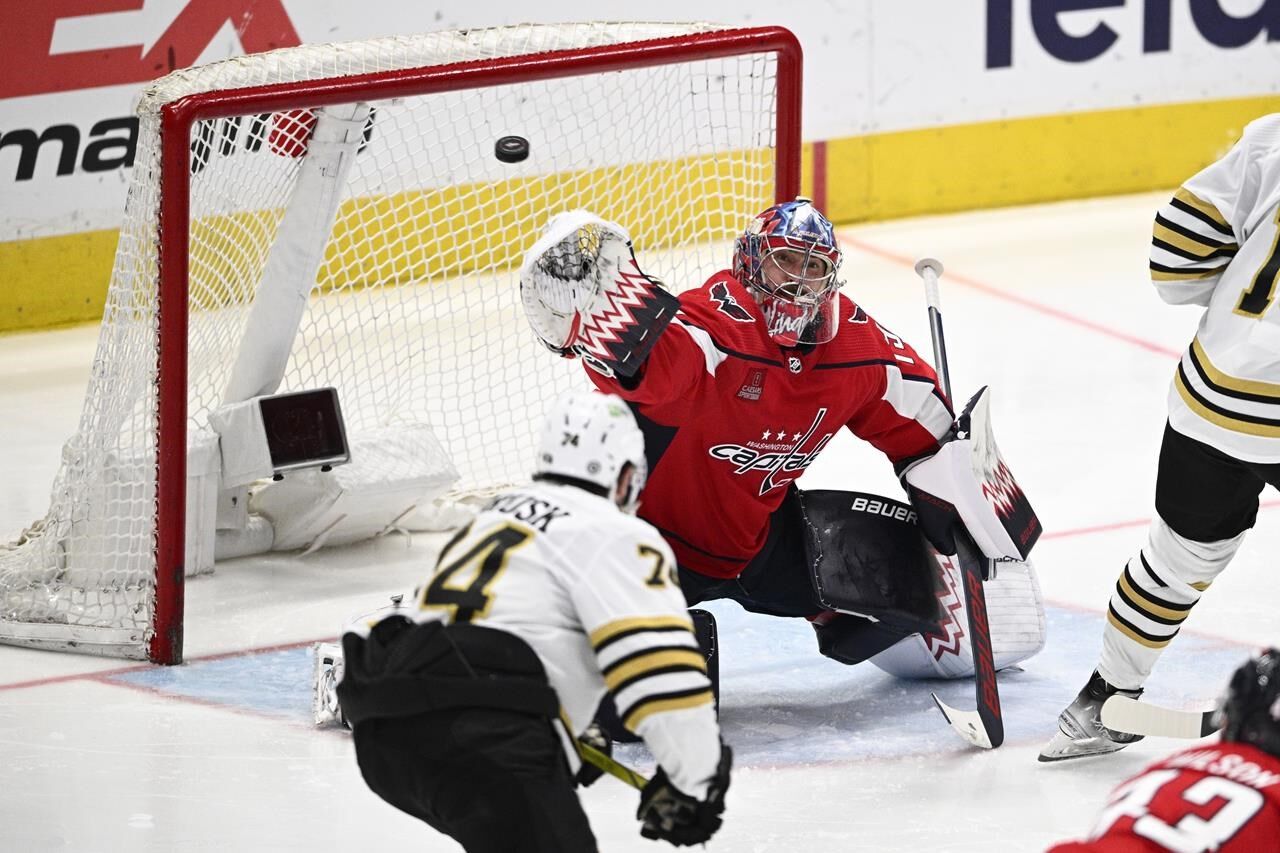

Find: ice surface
2;192;1276;852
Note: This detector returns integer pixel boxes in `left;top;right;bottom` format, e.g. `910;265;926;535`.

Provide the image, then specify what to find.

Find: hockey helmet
533;390;647;513
1219;647;1280;758
732;198;844;347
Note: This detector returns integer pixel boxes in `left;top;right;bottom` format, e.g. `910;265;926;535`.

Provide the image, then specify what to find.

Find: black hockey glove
575;722;611;788
637;744;732;847
902;479;961;557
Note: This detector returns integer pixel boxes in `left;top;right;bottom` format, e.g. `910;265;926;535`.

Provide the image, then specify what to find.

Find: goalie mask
733;198;844;347
533;390;648;513
1219;647;1280;758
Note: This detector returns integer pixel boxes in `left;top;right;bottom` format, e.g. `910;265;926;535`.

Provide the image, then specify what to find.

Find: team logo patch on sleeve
709;281;755;322
737;368;766;401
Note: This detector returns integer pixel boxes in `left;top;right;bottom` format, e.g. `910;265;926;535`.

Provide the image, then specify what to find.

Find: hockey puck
495;135;530;163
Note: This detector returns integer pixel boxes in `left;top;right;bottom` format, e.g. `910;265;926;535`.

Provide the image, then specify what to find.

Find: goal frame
150;26;803;664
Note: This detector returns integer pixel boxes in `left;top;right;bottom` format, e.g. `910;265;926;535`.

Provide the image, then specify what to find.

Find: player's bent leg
1098;516;1243;690
1041;424;1260;762
1040;519;1246;763
353;709;598;853
1039;522;1239;763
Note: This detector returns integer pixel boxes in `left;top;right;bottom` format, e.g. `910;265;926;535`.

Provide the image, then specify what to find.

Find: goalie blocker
519;211;680;378
902;386;1041;565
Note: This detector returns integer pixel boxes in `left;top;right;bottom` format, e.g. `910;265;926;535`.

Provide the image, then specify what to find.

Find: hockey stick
1101;695;1219;740
915;257;1004;750
578;739;650;790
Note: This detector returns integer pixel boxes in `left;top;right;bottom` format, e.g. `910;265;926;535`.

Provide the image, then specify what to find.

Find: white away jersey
1151;113;1280;462
409;480;720;797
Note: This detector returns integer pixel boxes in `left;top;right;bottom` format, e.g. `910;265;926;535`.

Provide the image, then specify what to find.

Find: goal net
0;22;801;663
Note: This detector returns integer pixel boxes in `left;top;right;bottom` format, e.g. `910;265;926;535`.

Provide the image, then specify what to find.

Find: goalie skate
312;642;348;728
1039;671;1143;762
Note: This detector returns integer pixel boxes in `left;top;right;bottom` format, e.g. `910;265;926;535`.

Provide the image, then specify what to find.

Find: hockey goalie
514;202;1046;683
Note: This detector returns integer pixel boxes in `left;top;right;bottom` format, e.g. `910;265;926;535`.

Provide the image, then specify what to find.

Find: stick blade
932;692;998;749
1101;696;1218;740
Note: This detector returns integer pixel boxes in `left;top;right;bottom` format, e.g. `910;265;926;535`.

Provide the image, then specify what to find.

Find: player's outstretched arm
519;210;680;379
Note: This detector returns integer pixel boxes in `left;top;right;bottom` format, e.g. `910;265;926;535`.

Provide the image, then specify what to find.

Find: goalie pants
676;487;914;665
1100;422;1280;689
353;708;597;853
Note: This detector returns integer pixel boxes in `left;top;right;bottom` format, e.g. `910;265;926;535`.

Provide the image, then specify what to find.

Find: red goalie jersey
1048;742;1280;853
588;271;953;579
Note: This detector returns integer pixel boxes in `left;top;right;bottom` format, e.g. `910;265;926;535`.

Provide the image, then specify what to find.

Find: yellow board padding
6;94;1280;334
0;229;120;332
821;95;1280;225
316;152;773;293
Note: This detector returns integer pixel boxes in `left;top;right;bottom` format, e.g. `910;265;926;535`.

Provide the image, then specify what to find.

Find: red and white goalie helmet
533;390;648;513
733;197;844;347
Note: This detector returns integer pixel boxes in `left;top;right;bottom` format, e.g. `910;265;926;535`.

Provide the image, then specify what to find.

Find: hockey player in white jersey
335;389;730;851
1041;113;1280;761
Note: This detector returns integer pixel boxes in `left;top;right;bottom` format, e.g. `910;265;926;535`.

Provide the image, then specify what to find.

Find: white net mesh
0;22;785;659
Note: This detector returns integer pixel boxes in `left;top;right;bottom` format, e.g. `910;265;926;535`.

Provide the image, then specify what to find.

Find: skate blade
1037;729;1130;763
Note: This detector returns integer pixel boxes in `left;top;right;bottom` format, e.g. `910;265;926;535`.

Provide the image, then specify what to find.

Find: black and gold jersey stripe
619;686;716;731
1150;260;1225;282
1107;605;1178;650
1150;188;1237;283
590;615;694;652
1107;552;1201;650
1175;363;1280;438
1187;339;1280;403
1116;569;1192;624
602;646;707;694
1170;188;1233;237
1152;213;1238;263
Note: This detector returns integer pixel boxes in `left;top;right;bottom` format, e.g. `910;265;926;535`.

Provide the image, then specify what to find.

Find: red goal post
3;23;802;665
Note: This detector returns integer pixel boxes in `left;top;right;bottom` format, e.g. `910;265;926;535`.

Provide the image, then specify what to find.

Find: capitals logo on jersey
709;281;754;322
708;408;834;495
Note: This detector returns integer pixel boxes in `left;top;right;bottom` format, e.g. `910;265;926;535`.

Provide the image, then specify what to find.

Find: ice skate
1039;671;1143;762
312;642;348;728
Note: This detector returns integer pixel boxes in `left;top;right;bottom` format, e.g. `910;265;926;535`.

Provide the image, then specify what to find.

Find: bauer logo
986;0;1280;68
849;496;917;525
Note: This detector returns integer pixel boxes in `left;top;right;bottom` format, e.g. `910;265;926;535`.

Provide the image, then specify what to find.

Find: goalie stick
1101;695;1219;740
915;258;1004;750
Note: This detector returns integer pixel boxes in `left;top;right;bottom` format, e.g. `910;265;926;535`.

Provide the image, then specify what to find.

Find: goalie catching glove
520;210;680;378
902;386;1041;564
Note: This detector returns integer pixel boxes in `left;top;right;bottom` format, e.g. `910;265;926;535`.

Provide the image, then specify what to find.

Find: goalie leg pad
870;555;1046;679
798;489;943;636
811;612;917;666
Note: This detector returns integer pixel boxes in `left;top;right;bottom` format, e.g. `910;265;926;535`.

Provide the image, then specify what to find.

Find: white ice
2;192;1277;852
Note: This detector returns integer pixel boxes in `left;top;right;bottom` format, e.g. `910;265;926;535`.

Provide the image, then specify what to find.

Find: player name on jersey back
482;490;574;531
